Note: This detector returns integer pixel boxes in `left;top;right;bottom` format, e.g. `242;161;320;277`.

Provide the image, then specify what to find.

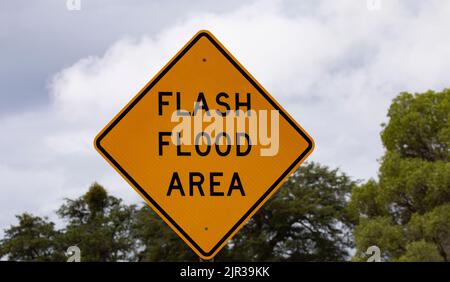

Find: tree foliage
0;164;354;261
351;89;450;261
0;213;63;261
57;183;138;261
227;162;355;261
130;206;199;262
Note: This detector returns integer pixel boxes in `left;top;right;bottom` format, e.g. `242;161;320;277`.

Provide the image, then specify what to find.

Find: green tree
132;162;356;261
397;240;442;262
228;162;355;261
57;183;137;261
131;206;199;261
0;213;64;261
1;161;355;262
350;89;450;261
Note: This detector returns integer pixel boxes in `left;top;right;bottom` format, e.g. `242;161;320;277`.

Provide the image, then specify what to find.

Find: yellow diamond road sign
94;30;314;259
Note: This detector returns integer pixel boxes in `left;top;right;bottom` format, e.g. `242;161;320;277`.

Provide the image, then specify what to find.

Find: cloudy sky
1;0;450;232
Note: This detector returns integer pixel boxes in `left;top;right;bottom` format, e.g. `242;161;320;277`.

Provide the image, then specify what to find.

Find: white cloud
2;0;450;231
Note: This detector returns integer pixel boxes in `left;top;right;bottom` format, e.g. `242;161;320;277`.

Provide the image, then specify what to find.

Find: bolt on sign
94;30;314;259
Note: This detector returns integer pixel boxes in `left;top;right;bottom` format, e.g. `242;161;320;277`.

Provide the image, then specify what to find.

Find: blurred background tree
350;89;450;261
0;213;64;261
55;183;137;261
223;162;355;261
0;163;354;261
